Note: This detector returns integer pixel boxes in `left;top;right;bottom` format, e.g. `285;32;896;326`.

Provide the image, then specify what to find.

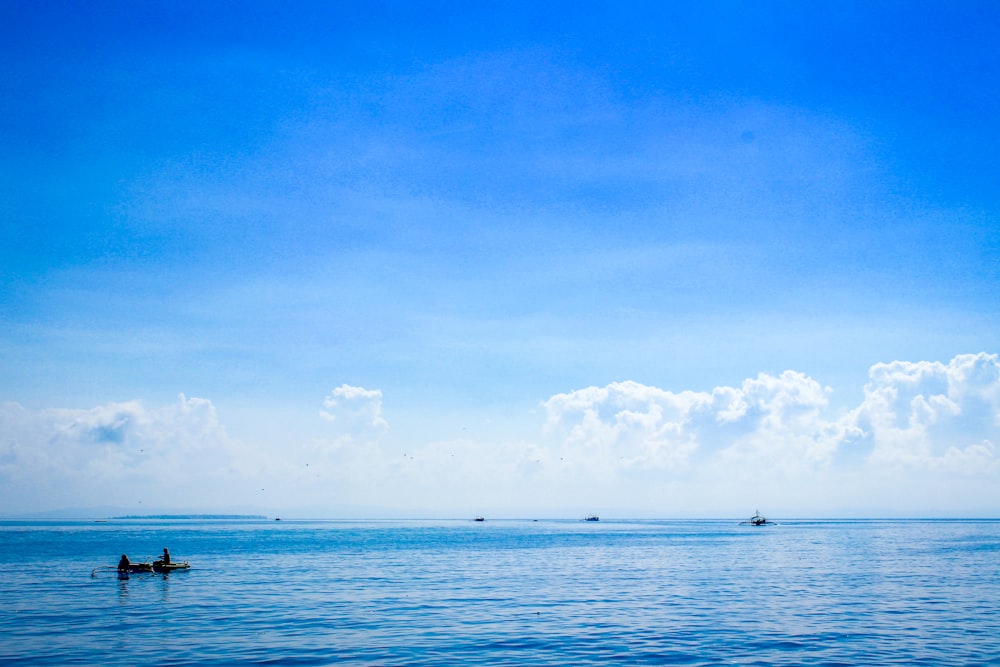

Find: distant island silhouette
111;514;268;520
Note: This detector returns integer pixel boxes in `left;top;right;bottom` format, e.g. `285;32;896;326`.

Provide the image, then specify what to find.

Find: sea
1;518;998;666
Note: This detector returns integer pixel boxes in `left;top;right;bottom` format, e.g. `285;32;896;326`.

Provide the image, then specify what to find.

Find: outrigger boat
91;558;190;579
740;510;771;526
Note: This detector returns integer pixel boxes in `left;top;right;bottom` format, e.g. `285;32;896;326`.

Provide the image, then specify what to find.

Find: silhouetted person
161;548;170;565
117;554;130;580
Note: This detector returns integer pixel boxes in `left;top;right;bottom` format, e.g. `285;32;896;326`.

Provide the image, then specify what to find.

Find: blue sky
2;1;999;517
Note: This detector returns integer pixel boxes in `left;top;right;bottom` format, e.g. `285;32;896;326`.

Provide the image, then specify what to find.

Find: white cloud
849;353;1000;474
541;371;846;477
320;384;388;432
0;394;261;513
539;355;1000;486
542;381;704;473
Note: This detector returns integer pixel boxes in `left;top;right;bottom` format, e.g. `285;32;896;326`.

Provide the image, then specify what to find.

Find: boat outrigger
740;510;772;526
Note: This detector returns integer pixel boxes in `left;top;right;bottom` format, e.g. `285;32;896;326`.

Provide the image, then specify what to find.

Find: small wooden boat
92;560;190;578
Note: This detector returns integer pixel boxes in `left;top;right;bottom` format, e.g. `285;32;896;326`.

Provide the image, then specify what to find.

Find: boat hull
152;561;190;573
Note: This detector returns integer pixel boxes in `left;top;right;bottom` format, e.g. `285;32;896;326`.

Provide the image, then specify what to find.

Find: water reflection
157;572;172;605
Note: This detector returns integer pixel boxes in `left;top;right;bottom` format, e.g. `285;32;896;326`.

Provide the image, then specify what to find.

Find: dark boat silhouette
740;510;771;526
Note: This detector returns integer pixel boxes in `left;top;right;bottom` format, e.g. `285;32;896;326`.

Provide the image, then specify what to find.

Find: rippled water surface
1;519;998;665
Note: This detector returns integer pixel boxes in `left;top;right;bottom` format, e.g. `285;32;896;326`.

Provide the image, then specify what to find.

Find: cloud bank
0;394;259;513
2;355;998;516
542;353;1000;477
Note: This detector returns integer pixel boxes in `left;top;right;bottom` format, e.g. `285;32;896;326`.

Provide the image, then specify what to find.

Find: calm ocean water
1;518;998;666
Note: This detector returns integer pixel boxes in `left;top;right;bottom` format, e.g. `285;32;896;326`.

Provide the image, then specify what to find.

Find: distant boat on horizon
740;510;772;526
473;516;485;522
584;514;599;522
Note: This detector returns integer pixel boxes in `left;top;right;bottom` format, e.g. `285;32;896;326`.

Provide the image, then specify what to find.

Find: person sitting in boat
118;554;130;572
161;548;170;565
